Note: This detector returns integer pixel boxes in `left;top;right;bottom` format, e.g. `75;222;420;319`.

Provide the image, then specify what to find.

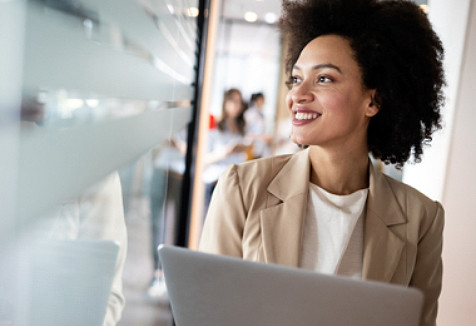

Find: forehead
228;90;240;97
227;92;241;100
294;34;358;71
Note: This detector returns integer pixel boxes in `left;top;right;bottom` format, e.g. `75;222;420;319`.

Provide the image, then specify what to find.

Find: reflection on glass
20;89;190;128
148;128;187;299
117;128;187;324
6;0;199;325
2;173;126;325
23;0;196;128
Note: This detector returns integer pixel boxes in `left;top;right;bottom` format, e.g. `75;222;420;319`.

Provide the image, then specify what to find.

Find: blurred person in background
244;92;272;159
202;88;250;216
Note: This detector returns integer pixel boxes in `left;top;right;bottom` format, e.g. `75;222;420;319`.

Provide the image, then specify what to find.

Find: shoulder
379;172;444;230
218;153;294;195
231;153;293;179
244;107;257;118
238;153;293;173
208;128;227;139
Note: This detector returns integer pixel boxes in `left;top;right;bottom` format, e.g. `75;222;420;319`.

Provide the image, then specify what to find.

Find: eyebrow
293;63;342;73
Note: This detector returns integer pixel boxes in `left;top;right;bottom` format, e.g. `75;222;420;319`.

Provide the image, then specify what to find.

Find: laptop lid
159;245;424;326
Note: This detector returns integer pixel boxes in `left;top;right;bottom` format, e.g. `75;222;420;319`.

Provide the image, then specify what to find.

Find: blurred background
1;0;475;325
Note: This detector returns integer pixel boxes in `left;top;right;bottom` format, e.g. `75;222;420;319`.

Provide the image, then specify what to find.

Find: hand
227;142;250;154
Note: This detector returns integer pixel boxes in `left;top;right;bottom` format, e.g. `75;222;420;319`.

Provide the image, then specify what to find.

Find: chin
291;135;309;147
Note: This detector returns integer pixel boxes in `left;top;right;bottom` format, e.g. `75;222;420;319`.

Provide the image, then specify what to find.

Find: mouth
294;112;320;120
292;109;322;124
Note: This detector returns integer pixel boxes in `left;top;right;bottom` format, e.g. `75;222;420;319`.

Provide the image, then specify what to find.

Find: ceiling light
264;12;278;24
244;11;258;23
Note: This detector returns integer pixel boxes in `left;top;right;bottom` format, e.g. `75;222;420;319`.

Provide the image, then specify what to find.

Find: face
255;96;265;109
224;92;243;118
286;35;378;150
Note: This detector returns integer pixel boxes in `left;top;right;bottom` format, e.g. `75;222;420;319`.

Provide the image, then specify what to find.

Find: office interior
0;0;475;325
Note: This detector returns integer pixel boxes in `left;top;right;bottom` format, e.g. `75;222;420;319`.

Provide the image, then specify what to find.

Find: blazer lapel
363;163;406;282
260;149;310;268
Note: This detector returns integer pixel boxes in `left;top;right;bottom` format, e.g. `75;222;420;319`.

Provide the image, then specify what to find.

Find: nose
291;81;314;104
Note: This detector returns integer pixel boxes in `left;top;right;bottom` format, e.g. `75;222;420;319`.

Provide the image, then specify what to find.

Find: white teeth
295;112;319;120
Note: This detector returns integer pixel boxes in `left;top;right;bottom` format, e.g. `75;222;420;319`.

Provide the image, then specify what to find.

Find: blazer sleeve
410;201;444;326
199;164;246;258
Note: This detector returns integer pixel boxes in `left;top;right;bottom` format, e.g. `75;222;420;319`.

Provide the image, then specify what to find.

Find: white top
244;106;266;134
202;129;248;184
300;183;368;279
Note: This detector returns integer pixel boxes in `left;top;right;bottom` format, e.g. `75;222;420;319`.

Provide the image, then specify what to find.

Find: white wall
435;2;476;325
402;0;470;202
401;1;476;324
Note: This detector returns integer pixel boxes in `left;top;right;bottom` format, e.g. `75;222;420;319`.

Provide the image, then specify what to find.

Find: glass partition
1;0;200;325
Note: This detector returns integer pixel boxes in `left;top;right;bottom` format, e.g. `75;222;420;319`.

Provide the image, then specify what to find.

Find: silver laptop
159;245;424;326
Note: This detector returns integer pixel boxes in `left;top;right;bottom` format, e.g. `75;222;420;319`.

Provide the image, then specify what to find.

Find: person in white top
199;1;446;326
202;88;250;215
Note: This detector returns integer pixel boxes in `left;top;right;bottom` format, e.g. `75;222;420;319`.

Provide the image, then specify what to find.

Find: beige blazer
199;148;444;326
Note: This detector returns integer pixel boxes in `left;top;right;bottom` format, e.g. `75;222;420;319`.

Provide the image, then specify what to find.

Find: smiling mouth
295;112;320;120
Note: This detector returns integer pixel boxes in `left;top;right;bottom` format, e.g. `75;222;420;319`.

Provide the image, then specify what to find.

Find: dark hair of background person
217;88;247;136
250;92;265;105
279;0;445;167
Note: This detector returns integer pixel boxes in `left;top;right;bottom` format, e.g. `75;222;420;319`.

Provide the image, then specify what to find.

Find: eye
317;75;332;83
285;75;301;89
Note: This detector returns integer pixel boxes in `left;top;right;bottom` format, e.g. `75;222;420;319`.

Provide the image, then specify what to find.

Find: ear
365;89;379;118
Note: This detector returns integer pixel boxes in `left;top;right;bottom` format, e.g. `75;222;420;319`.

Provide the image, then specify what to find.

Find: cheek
321;93;353;118
230;105;242;116
322;92;345;108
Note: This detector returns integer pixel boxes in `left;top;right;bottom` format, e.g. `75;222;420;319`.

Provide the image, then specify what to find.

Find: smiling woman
198;1;445;326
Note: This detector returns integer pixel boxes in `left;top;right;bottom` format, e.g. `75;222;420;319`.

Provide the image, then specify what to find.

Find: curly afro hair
279;0;445;167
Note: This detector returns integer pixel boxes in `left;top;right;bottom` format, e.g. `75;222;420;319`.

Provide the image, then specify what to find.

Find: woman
202;88;250;212
199;1;445;326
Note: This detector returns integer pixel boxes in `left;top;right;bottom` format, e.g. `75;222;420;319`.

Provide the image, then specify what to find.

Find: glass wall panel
1;0;200;325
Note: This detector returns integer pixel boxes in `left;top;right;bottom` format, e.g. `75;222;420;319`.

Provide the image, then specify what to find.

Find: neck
308;146;370;195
